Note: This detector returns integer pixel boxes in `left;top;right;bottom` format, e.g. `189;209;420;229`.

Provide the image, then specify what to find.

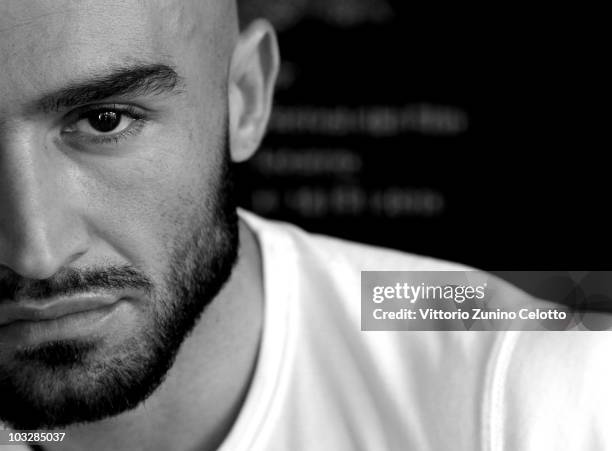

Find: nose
0;128;90;280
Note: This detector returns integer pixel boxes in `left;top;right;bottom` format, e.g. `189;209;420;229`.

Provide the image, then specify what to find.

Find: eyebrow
36;64;185;113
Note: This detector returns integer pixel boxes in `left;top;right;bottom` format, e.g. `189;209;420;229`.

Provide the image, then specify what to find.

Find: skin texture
0;1;279;450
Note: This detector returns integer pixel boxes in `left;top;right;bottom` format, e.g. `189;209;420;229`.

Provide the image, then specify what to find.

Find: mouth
0;294;120;326
0;294;130;346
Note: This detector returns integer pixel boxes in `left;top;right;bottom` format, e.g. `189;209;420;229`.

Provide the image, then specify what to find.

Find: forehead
0;0;228;103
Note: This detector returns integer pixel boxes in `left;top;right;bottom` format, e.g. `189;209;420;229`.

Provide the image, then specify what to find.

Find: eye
71;109;136;135
61;105;148;146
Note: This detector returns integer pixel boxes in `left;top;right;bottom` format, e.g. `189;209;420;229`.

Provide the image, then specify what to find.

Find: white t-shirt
217;211;612;451
4;212;612;450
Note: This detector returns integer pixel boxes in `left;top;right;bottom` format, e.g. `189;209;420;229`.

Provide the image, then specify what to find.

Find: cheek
76;134;223;271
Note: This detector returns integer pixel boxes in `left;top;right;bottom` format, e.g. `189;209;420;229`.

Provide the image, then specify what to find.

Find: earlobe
228;19;280;163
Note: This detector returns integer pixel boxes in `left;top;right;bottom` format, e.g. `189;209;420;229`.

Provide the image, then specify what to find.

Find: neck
43;218;264;451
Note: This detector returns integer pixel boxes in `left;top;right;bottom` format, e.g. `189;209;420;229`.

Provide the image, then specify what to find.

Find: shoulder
238;211;504;449
238;209;467;272
238;210;541;312
239;211;611;450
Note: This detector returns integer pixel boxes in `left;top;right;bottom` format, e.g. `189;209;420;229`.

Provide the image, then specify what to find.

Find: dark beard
0;135;239;430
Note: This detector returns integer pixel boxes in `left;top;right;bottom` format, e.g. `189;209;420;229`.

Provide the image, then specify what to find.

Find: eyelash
64;104;148;146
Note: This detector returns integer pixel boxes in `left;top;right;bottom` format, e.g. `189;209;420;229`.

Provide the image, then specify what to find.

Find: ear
228;19;280;163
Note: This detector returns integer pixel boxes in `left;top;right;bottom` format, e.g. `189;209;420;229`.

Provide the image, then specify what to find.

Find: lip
0;294;120;327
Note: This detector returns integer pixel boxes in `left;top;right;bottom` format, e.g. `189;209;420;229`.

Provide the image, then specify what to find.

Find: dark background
235;0;606;272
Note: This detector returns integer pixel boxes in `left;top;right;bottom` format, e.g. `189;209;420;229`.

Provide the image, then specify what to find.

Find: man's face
0;0;240;429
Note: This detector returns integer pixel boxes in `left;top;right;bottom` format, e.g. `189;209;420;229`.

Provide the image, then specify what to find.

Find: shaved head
0;0;238;111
